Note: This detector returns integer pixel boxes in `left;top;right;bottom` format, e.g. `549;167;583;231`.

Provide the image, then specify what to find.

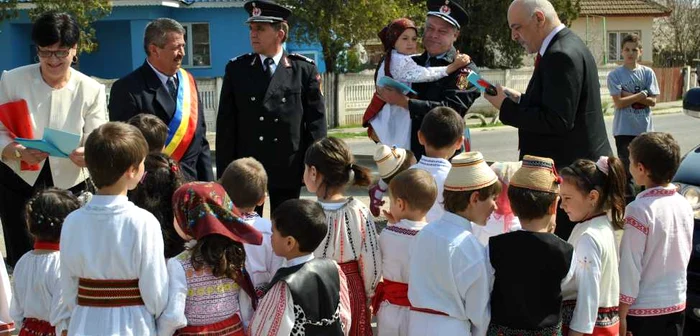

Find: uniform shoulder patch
229;53;254;63
288;53;315;64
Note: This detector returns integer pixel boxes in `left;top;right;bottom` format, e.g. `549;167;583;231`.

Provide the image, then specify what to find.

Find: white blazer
0;63;107;189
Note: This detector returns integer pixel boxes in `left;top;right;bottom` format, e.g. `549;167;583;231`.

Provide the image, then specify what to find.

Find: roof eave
579;12;672;18
16;0;243;9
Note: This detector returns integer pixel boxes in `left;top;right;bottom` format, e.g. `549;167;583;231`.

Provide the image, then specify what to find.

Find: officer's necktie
166;76;178;102
264;57;275;79
425;56;433;67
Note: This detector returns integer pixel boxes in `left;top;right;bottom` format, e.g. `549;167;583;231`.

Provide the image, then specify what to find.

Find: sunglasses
36;48;71;59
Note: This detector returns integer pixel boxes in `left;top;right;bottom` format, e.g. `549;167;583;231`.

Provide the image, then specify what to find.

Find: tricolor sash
164;68;199;162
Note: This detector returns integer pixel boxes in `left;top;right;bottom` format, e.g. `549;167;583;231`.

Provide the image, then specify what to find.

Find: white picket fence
97;66;699;130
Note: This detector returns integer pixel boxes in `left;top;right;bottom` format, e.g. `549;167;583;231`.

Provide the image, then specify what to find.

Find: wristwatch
13;148;21;159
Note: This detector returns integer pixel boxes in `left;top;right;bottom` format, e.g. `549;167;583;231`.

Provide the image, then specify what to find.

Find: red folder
0;100;39;171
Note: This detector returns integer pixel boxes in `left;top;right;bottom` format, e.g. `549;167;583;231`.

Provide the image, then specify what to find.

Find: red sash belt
338;260;359;274
371;279;411;313
19;318;54;336
175;314;243;336
77;278;144;307
410;306;449;316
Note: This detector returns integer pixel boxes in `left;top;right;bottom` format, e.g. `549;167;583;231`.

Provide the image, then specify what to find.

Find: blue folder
15;128;80;158
377;76;417;95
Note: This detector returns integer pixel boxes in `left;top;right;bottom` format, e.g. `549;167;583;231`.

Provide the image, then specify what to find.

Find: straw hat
509;155;561;193
374;144;407;179
444;151;498;191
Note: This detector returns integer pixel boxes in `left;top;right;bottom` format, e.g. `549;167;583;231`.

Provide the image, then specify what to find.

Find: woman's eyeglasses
36;49;71;59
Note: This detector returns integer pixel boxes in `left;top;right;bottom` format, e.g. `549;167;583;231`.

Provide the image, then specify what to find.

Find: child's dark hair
25;188;81;242
190;234;246;280
621;33;641;48
383;149;416;184
305;137;372;191
129;153;186;258
85;122;149;189
560;158;626;229
127;113;168;153
272;199;327;253
220;158;268;209
389;169;437;213
420;107;464;149
443;182;502;213
628;132;681;185
507;186;558;221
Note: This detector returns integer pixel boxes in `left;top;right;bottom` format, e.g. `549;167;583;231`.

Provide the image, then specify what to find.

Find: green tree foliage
278;0;425;73
455;0;580;69
0;0;112;54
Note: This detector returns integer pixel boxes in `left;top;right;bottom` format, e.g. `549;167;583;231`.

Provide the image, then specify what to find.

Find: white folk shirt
410;156;451;223
0;257;12;334
60;195;169;336
247;255;352;336
241;212;285;292
10;250;68;334
377;219;427;336
371;50;450;149
407;212;492;336
619;185;694;316
0;64;107;189
315;198;382;299
562;215;620;333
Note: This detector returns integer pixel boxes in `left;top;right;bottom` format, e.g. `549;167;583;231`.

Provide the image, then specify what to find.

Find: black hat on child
426;0;469;29
244;0;292;23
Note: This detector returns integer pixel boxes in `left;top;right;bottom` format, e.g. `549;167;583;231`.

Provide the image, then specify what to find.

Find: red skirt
339;261;373;336
175;314;244;336
562;300;620;336
19;318;55;336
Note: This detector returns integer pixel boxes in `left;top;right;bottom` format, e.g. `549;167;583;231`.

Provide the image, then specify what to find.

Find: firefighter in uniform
216;0;326;214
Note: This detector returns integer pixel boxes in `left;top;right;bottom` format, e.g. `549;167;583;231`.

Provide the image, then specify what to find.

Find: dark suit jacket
499;28;612;169
409;47;481;159
108;61;214;181
215;52;326;189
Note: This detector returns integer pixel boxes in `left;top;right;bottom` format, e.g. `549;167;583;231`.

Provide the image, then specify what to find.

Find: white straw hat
373;144;408;179
509;155;561;193
444;151;498;191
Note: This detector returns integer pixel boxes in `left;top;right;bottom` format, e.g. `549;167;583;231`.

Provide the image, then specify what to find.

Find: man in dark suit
485;0;612;240
108;18;214;181
216;0;326;214
377;0;481;160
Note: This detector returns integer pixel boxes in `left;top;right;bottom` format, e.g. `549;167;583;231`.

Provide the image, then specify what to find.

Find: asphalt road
348;112;700;164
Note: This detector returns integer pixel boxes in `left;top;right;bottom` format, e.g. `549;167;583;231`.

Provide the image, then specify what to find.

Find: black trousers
615;135;638;205
627;311;685;336
0;162;85;267
254;186;302;217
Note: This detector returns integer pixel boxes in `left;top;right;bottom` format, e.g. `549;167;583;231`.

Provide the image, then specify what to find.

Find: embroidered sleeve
139;214;170;317
455;245;491;336
248;282;294;336
619;205;649;304
156;259;188;336
238;287;254;329
357;204;382;299
0;257;14;334
390;53;449;84
48;257;70;334
336;263;352;336
569;234;602;334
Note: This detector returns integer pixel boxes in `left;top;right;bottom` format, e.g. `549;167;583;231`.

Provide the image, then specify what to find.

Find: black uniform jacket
215;52;327;188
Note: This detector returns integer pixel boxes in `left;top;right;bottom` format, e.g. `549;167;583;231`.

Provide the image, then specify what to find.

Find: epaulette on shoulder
288;53;315;64
229;53;254;63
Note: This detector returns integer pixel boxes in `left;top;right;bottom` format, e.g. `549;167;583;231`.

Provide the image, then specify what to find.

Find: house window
608;31;641;62
292;50;318;64
182;23;211;68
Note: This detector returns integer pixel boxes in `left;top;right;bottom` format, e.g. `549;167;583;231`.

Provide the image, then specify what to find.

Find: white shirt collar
441;211;474;233
258;49;284;68
146;59;176;87
539;24;566;56
284;254;315;268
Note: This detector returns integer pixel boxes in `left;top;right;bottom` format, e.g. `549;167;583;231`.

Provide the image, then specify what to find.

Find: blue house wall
0;5;326;79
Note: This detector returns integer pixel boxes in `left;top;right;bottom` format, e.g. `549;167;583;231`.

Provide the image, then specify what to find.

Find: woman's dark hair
31;11;80;48
304;137;372;192
25;188;81;242
560;158;627;229
190;234;246;280
129;153;186;258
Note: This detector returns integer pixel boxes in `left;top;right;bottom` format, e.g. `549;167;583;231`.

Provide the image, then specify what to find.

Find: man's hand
377;87;409;109
69;146;86;168
483;84;515;110
2;143;49;164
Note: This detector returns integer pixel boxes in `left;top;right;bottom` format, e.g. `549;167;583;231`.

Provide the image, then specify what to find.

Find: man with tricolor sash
108;18;214;182
216;0;327;214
